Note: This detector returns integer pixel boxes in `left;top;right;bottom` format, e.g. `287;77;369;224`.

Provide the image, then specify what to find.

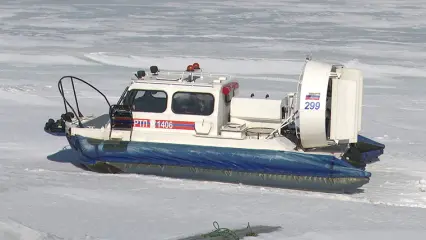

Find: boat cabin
117;63;286;139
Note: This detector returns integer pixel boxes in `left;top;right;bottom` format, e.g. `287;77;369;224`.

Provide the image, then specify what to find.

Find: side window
124;89;168;113
172;92;214;116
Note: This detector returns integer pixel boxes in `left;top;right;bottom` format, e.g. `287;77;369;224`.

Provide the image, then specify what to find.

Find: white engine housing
230;97;285;129
295;60;363;148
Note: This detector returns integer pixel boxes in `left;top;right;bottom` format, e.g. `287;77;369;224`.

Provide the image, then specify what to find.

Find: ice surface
1;0;426;239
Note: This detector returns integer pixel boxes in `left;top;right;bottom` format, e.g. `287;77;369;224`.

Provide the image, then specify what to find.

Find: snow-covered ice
1;0;426;239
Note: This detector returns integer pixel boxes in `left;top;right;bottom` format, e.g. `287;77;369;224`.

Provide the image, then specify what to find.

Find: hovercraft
45;58;385;193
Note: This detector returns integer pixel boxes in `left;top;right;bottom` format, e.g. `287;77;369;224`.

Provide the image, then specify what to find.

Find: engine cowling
295;60;363;149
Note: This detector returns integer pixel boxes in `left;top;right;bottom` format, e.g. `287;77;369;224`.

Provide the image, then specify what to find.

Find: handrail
57;75;112;127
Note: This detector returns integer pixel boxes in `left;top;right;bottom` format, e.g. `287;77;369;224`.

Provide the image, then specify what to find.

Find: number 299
304;101;320;110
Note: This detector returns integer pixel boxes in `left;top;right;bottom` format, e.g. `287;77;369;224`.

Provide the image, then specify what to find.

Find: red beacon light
231;82;239;89
222;81;239;95
222;86;231;95
186;64;194;72
192;62;200;70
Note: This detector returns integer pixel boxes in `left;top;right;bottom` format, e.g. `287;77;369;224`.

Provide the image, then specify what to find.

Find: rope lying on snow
201;221;258;239
202;221;239;239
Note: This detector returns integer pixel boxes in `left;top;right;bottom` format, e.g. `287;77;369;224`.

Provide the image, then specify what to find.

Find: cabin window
172;92;214;116
124;89;168;113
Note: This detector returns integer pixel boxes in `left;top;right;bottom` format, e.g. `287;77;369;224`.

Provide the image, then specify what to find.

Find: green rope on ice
201;221;239;240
